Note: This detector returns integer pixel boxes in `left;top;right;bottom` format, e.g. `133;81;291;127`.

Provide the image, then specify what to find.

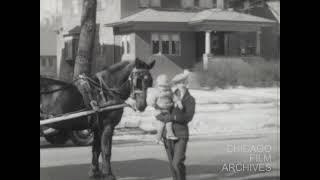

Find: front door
211;32;225;56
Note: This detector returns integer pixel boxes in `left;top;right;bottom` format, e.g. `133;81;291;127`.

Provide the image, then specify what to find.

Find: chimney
217;0;225;9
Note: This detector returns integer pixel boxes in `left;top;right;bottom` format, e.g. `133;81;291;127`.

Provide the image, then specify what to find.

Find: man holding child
152;72;196;180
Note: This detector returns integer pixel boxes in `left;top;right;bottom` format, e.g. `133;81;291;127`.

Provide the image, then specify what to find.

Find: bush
193;58;280;89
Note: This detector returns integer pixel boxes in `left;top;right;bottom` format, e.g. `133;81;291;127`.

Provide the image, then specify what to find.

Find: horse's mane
40;76;71;87
102;61;132;74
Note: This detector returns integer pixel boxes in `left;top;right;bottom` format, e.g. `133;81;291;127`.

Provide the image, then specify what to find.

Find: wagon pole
40;104;129;126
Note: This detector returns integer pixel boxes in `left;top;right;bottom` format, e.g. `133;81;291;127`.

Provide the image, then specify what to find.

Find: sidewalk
118;87;280;137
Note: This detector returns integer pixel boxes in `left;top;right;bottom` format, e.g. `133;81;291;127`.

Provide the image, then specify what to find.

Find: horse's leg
100;124;116;180
88;126;102;178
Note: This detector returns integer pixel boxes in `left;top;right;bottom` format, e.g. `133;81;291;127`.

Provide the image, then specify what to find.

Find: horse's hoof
101;174;116;180
88;167;101;179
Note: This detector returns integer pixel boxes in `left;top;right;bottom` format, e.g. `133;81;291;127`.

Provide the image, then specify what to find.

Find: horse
40;58;155;179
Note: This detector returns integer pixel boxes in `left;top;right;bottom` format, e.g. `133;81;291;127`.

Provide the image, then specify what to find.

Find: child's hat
156;74;170;86
172;71;190;85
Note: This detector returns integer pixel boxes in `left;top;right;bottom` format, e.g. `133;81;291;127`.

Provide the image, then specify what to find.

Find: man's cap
172;71;190;85
156;74;170;86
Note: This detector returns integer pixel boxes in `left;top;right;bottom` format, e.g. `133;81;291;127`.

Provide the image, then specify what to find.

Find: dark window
41;58;47;67
229;0;244;10
126;41;130;54
162;41;170;54
65;40;73;60
121;41;125;55
48;58;53;67
64;37;79;61
73;38;79;55
171;34;180;55
152;33;181;55
152;41;160;54
171;41;181;55
162;0;181;8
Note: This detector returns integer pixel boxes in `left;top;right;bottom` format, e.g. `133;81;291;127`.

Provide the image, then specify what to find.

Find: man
156;72;196;180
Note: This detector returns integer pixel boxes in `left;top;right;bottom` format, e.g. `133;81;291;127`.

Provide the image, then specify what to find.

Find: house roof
190;9;276;24
105;8;276;27
106;9;196;26
267;1;280;23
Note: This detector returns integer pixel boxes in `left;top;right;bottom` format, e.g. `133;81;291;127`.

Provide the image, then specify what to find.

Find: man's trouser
163;138;188;180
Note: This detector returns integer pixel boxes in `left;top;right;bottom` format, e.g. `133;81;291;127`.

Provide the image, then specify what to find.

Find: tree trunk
73;0;97;107
73;0;97;78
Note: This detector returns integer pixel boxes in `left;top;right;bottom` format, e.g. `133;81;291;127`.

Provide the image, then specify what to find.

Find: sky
40;0;62;27
40;0;61;55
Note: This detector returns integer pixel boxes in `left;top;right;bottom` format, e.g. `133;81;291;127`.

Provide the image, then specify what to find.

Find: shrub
193;58;280;89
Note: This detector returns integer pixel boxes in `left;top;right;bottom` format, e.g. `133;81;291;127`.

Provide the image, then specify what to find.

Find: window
121;35;131;55
121;41;125;55
162;0;181;8
160;34;170;54
152;34;160;54
48;58;53;67
152;33;181;55
64;37;79;61
171;34;181;55
126;36;131;54
65;40;73;60
41;58;47;67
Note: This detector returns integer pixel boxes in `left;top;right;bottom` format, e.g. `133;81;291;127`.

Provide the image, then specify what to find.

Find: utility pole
73;0;98;109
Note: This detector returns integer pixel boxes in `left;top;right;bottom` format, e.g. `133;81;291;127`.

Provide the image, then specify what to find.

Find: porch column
256;30;262;56
205;31;211;55
203;31;212;71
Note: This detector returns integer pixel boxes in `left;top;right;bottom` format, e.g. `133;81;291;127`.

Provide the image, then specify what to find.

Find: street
40;133;280;180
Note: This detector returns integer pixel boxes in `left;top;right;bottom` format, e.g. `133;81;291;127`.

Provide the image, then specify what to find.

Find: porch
194;31;263;66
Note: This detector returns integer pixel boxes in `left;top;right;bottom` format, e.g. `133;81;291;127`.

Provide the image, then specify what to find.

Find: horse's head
129;58;155;112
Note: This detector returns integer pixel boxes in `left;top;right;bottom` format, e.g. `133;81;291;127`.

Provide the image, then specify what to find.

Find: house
40;26;58;78
56;0;278;82
244;0;280;59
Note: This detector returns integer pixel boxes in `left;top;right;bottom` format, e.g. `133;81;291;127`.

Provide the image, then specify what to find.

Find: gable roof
267;1;280;23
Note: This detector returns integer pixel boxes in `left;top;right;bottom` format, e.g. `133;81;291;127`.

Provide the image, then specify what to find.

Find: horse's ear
147;59;156;69
134;58;143;68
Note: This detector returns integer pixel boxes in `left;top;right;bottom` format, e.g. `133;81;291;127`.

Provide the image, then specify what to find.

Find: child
151;75;183;144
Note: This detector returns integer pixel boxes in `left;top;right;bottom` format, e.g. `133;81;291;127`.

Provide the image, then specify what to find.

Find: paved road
40;133;280;180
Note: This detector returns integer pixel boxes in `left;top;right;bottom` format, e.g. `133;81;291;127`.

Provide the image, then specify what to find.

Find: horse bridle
128;68;152;99
40;68;151;102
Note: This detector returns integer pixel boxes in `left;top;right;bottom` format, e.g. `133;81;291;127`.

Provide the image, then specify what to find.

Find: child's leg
156;121;165;141
165;122;178;140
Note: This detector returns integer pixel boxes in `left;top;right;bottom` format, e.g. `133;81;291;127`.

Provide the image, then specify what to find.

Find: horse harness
40;68;151;116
